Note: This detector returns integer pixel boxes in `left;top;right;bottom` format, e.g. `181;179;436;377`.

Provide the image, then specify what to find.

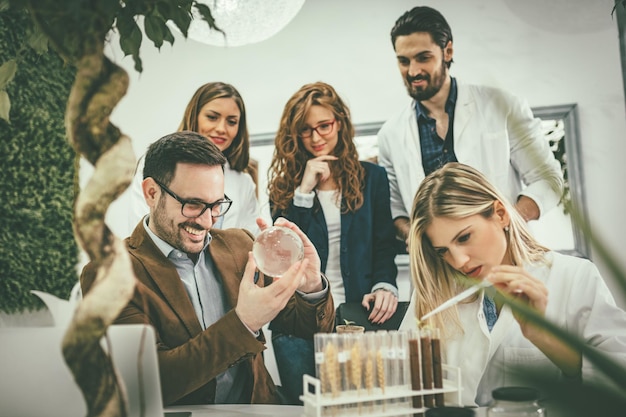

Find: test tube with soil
420;328;435;407
431;328;444;407
409;328;424;415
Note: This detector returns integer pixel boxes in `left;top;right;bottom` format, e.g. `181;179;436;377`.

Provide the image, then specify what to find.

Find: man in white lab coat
378;6;563;245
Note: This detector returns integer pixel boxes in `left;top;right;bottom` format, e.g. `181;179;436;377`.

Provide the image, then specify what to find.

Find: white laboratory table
164;404;491;417
165;404;303;416
164;404;570;417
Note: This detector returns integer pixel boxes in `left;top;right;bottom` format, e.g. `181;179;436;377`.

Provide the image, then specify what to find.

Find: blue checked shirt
416;77;459;175
483;294;498;332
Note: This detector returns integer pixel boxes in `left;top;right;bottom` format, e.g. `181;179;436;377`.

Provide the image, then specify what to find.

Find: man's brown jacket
81;222;335;406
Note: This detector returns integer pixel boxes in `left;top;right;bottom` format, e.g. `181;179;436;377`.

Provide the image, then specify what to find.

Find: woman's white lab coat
400;251;626;406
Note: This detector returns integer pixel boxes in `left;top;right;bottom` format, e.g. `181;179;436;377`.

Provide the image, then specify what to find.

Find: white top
127;156;259;236
400;251;626;406
317;189;344;305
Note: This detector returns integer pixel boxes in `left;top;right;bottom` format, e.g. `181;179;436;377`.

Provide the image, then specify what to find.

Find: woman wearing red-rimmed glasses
267;82;399;404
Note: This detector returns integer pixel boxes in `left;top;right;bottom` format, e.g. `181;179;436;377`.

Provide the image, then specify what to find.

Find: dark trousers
271;333;315;405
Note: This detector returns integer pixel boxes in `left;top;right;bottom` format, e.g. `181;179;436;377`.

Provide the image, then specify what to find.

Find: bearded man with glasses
80;131;335;406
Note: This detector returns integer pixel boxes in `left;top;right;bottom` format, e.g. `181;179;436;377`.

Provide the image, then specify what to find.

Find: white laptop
0;323;166;417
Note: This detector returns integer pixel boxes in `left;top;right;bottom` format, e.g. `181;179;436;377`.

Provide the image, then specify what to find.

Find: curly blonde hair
268;82;364;214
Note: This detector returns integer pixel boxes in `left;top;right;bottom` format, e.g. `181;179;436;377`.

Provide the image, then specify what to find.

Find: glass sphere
252;226;304;277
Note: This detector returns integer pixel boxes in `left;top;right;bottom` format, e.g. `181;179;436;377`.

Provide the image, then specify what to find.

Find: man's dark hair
391;6;454;68
143;131;227;185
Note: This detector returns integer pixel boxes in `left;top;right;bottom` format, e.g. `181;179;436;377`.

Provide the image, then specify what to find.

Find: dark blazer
272;161;398;302
80;222;335;406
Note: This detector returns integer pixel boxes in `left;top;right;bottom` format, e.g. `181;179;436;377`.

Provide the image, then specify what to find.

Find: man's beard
405;59;448;101
152;196;205;255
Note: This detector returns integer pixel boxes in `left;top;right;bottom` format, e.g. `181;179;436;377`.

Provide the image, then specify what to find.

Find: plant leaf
116;12;143;72
117;12;142;55
194;2;224;35
155;1;172;18
0;90;11;123
499;292;626;389
162;25;175;45
116;10;132;38
130;54;143;73
144;13;166;49
0;59;17;89
612;0;626;16
568;201;626;296
169;4;192;37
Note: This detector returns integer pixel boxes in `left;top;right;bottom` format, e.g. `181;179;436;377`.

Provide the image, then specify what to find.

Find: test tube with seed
377;349;385;392
325;340;340;398
383;330;400;411
374;331;388;413
338;333;351;396
349;333;363;394
364;332;379;413
344;333;364;415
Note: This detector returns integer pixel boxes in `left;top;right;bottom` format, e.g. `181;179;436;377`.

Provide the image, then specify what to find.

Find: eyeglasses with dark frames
153;179;232;218
299;119;337;139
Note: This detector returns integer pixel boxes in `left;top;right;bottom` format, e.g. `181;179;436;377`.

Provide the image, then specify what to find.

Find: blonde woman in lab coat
399;162;626;406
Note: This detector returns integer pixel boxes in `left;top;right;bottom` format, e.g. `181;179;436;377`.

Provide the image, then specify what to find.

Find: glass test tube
314;332;328;391
420;328;435;407
363;331;380;413
393;330;412;413
383;330;400;411
431;328;444;407
409;328;424;415
347;333;365;416
376;330;390;412
318;333;341;397
348;333;364;395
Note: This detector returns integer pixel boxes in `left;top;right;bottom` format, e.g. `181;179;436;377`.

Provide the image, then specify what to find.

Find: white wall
97;0;626;307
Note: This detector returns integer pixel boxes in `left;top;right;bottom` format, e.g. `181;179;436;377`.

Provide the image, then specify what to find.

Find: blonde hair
409;163;549;336
268;82;364;214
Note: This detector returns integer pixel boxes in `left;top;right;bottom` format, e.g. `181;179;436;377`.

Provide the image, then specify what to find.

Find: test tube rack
300;364;462;417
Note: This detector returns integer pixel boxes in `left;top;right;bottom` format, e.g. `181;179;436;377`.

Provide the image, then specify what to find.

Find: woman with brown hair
127;82;259;235
267;81;399;403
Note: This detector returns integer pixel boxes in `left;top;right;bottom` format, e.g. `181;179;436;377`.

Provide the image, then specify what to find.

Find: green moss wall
0;10;79;313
